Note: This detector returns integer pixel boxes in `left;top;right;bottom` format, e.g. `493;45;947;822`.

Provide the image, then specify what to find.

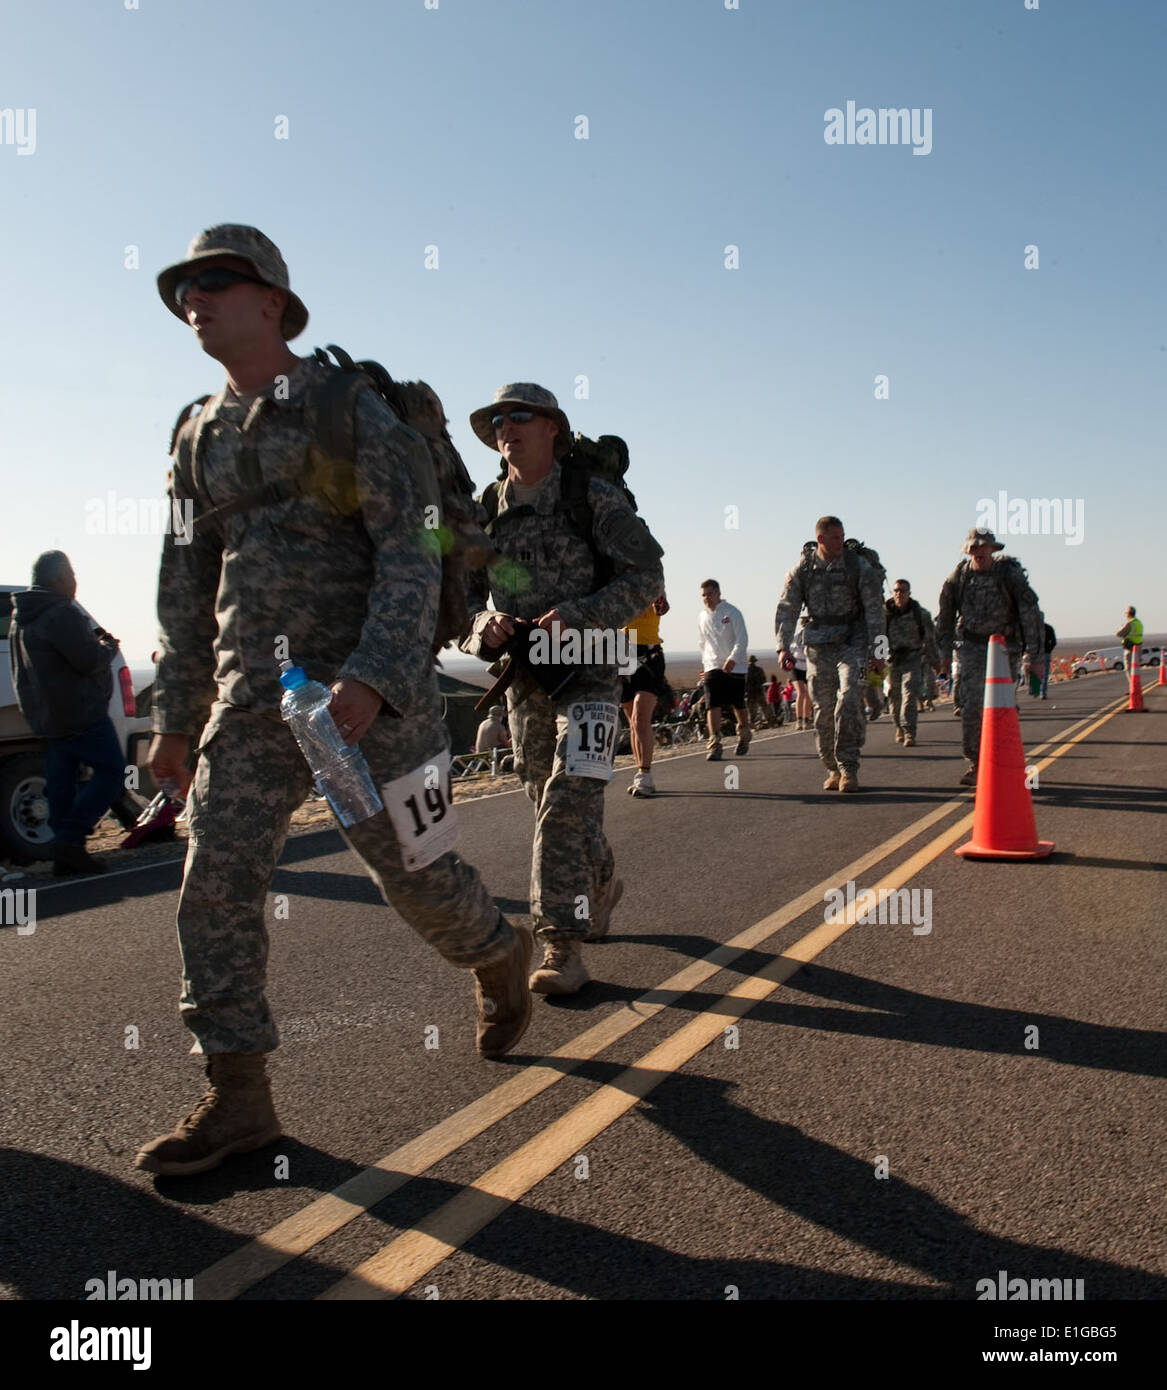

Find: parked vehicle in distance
0;585;154;863
1070;645;1162;677
1070;647;1125;677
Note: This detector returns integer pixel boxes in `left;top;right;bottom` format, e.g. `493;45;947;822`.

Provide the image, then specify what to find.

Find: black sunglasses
491;411;540;428
174;266;269;307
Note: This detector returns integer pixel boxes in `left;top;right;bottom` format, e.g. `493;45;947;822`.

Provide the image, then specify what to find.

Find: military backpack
168;345;493;654
884;595;927;644
944;556;1031;644
797;537;887;615
480;432;637;587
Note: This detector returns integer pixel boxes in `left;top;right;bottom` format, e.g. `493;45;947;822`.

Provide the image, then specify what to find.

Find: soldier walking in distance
137;225;532;1177
776;516;886;792
463;385;664;995
885;579;940;747
935;527;1044;786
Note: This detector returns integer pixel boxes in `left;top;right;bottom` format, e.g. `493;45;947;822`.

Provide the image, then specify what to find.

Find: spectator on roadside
1116;607;1142;675
764;672;784;726
8;551;123;876
474;704;511;754
782;680;796;723
1041;623;1056;699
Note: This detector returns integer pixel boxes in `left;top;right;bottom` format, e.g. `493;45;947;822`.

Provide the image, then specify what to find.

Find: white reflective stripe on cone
983;635;1015;710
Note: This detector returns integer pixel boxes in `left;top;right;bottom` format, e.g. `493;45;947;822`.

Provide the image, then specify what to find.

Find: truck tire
0;752;54;864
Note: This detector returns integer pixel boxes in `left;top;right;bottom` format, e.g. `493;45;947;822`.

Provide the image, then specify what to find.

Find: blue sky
2;0;1163;665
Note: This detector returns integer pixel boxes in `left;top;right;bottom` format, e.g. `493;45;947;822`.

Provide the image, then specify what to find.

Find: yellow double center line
193;696;1129;1300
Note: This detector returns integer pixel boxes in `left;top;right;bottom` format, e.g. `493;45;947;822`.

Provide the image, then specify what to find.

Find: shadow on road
333;1062;1166;1300
1033;785;1167;816
512;956;1167;1081
0;1143;360;1301
1052;854;1167;873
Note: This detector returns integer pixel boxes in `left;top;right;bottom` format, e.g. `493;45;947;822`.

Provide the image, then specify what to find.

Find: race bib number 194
566;701;618;781
381;751;459;872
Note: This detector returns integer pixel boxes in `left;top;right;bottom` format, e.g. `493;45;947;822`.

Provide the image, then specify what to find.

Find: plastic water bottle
278;660;383;827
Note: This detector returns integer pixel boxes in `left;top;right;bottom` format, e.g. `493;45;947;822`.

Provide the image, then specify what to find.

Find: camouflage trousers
889;654;923;736
806;640;867;775
177;704;511;1054
507;669;617;944
956;642;1021;764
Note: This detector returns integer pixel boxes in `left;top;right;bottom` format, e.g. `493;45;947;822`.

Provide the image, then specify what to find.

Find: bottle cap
278;660;308;691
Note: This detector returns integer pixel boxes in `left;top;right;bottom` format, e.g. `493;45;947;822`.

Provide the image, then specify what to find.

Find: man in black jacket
9;552;123;874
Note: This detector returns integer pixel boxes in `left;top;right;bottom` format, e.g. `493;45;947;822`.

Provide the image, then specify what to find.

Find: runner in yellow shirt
622;594;669;797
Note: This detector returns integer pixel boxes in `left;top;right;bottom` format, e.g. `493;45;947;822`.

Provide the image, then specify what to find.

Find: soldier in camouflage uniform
884;579;940;747
136;226;532;1178
935;527;1044;785
462;385;664;994
776;516;886;793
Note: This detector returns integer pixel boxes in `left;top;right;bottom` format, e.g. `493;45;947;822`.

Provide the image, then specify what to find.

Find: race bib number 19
381;751;459;872
566;701;618;781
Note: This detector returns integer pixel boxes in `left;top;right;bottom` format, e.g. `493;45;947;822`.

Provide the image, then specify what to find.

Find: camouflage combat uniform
775;550;886;777
155;357;513;1055
885;598;940;737
463;461;663;944
935;555;1043;768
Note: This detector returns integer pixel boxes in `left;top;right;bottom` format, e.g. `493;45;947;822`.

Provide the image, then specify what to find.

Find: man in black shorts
621;594;670;797
697;579;750;760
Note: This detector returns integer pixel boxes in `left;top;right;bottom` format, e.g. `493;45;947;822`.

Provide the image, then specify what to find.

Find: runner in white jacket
697;580;750;759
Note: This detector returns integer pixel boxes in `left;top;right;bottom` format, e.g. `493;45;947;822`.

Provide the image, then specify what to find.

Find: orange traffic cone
956;634;1054;860
1125;652;1145;712
1157;650;1166;687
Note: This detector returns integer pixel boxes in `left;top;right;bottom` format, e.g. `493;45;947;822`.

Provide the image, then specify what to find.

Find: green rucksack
798;537;887;598
168;345;493;653
480;432;637;585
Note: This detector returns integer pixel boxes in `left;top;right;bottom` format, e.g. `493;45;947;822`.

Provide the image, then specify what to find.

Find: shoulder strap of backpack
170;395;214;513
480;479;504;531
912;599;926;641
307;358;364;464
560;464;595;546
954;558;971;606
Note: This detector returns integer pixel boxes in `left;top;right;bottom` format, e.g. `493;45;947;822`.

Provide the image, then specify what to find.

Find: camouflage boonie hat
156;224;309;340
963;527;1005;553
469;383;572;459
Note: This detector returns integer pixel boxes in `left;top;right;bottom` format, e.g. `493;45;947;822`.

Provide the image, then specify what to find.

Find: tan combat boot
894;727;905;744
823;770;841;791
903;732;916;747
705;737;722;761
134;1054;281;1177
583;876;624;942
529;937;590;996
840;770;860;793
472;925;533;1058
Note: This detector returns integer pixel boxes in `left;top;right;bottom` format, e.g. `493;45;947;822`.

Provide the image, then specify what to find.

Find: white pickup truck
1070;645;1162;677
0;585;155;863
